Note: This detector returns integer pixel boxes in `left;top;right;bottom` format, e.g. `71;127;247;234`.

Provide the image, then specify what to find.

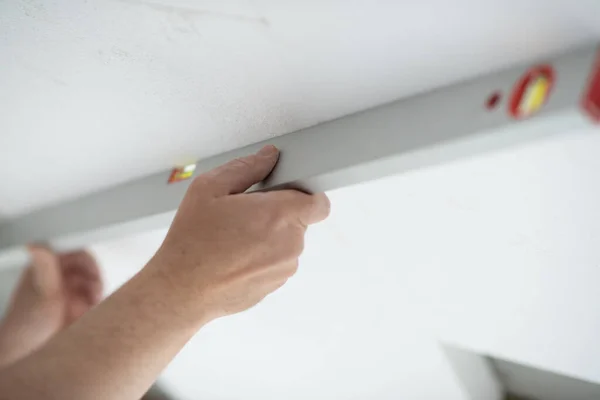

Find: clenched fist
150;145;330;322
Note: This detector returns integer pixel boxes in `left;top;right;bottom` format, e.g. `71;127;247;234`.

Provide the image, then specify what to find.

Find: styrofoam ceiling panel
1;0;599;216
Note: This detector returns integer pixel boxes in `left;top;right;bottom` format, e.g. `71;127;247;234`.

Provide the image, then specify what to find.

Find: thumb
28;246;62;298
203;145;279;196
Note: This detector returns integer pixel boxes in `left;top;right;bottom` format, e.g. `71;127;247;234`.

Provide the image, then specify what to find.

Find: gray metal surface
493;357;600;400
442;344;505;400
0;45;598;254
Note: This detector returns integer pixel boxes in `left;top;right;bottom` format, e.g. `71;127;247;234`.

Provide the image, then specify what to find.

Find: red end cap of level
583;50;600;123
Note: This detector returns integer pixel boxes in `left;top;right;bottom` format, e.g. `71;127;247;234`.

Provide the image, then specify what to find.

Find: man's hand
151;145;330;322
0;248;102;367
0;145;329;400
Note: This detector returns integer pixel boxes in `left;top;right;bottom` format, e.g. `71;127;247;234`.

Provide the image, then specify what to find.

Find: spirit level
1;45;598;258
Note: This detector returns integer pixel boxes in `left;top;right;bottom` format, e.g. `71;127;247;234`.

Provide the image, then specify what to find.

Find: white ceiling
3;1;600;399
1;0;600;216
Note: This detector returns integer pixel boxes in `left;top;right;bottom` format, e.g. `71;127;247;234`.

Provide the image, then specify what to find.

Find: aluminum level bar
1;45;599;255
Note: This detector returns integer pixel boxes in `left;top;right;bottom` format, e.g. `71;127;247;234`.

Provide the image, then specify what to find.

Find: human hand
151;145;330;322
57;250;104;325
0;248;103;366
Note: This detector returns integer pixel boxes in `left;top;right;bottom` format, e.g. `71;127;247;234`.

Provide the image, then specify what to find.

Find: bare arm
0;263;201;400
0;146;330;400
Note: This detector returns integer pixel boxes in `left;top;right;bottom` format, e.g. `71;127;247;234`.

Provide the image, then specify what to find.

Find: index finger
267;190;331;226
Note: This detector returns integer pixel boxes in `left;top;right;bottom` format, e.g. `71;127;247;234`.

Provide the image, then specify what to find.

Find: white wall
346;129;600;385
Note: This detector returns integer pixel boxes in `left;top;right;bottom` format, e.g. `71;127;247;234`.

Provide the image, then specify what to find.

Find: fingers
193;145;331;227
27;246;62;298
301;192;331;225
63;269;102;325
66;297;91;325
60;251;103;305
60;251;102;281
63;269;103;325
260;190;331;226
65;273;103;305
202;145;280;196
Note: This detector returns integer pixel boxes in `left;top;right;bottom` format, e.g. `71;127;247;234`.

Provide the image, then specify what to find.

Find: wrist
141;254;215;330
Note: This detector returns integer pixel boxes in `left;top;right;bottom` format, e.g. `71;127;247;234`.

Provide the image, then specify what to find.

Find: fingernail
257;145;278;156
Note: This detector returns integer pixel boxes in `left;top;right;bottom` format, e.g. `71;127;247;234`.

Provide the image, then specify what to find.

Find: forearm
0;258;205;400
0;324;22;369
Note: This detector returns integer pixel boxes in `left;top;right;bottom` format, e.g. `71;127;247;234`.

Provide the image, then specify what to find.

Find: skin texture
0;145;330;400
0;249;102;367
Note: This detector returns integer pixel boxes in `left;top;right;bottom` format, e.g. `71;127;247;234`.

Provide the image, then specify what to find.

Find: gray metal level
1;45;598;257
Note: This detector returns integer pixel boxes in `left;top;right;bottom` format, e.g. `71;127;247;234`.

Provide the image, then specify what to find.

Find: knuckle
190;174;210;191
272;192;310;226
267;203;291;228
274;190;301;204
